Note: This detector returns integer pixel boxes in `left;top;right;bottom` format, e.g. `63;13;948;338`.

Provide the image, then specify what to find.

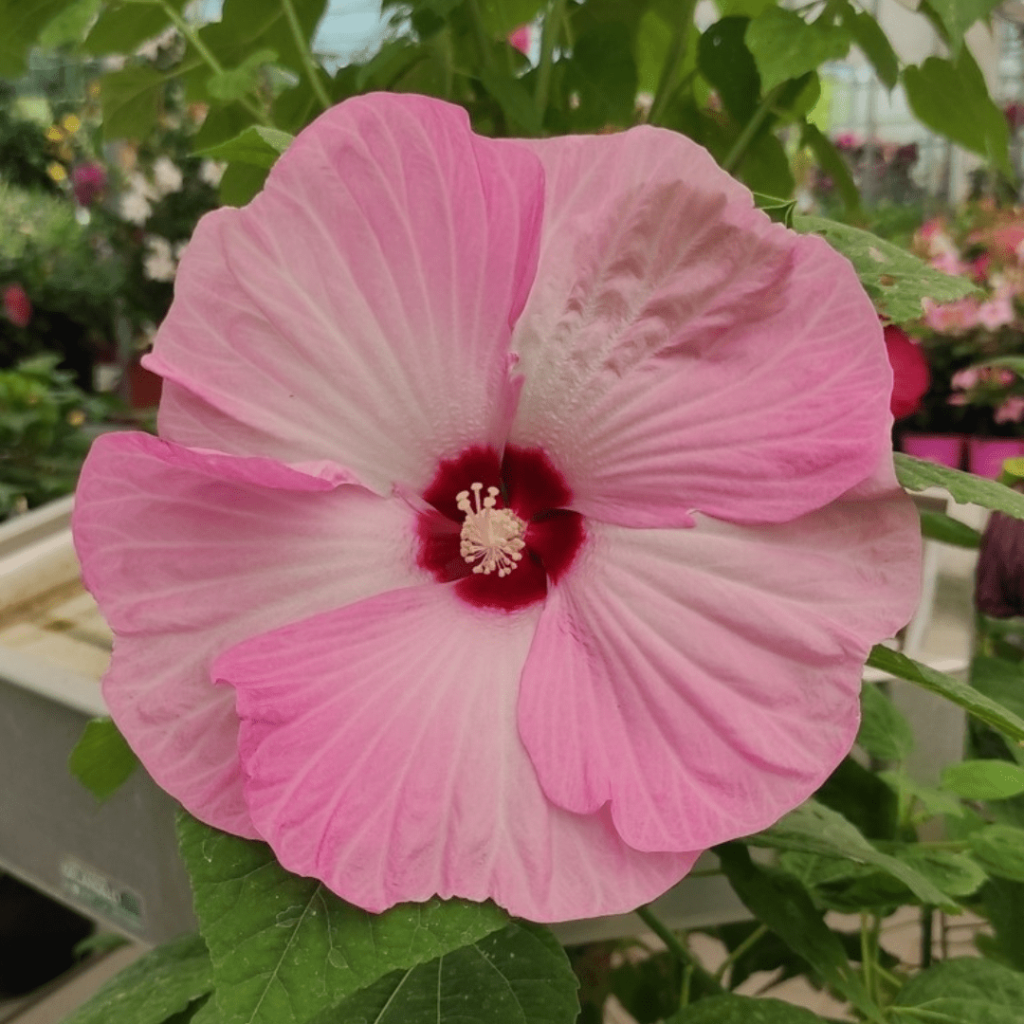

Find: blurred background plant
0;353;115;519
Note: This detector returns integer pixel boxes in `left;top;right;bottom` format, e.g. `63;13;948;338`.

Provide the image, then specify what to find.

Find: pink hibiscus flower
72;93;921;922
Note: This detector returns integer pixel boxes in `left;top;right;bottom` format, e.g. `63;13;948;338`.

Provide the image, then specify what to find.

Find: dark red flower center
416;445;585;610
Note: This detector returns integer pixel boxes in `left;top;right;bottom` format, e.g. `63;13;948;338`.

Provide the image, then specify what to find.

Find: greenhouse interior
5;1;1024;1023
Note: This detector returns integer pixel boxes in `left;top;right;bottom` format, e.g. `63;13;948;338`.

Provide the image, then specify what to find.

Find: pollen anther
456;482;527;577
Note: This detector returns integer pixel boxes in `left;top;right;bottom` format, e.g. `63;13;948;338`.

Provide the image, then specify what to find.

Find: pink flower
72;94;921;921
508;24;531;55
884;324;930;419
2;283;32;327
951;367;980;390
71;162;107;206
989;223;1024;262
996;395;1024;423
922;296;980;334
978;295;1016;330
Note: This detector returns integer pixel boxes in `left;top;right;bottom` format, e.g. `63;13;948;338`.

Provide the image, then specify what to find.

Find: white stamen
456;482;527;577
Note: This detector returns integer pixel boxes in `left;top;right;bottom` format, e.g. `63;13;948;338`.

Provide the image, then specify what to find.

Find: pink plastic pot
968;437;1024;479
900;433;966;469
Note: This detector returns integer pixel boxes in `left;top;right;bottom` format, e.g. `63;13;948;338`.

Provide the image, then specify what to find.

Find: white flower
152;156;184;196
199;160;225;187
143;235;178;282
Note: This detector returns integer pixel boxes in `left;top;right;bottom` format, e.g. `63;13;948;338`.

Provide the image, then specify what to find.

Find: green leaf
715;0;774;15
792;215;979;323
867;644;1024;745
857;683;914;762
841;8;898;90
895;454;1024;519
196;125;294;169
941;760;1024;800
919;509;981;548
970;824;1024;882
665;993;827;1022
318;921;579;1024
698;17;761;122
734;128;795;198
892;957;1024;1024
68;717;140;801
752;191;796;226
478;65;543;135
892;846;987;898
217;161;269;207
205;49;278;102
39;0;102;48
979;877;1024;970
101;65;167;140
926;0;1003;55
477;0;544;38
60;933;213;1024
565;21;638;131
715;844;882;1021
176;813;509;1024
903;53;1011;178
0;0;79;75
745;7;850;94
84;0;186;55
748;799;957;910
801;122;860;215
879;770;966;820
971;655;1024;724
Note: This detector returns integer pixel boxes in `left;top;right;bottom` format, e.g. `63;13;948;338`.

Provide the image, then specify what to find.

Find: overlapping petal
146;93;542;495
503;128;892;528
72;432;423;834
215;585;699;921
517;462;920;853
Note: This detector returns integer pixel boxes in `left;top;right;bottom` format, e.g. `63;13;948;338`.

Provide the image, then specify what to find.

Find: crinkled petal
72;431;422;835
215;585;698;921
518;466;921;852
146;93;542;494
504;128;892;527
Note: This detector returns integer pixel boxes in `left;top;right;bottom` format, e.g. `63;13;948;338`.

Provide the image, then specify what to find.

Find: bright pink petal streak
146;93;542;495
216;585;698;921
504;128;892;528
518;473;921;852
71;431;422;836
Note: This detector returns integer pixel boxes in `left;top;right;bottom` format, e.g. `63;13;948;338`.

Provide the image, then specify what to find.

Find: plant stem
721;83;784;174
712;923;769;985
634;904;725;997
647;0;698;126
279;0;332;112
534;0;567;119
158;1;272;125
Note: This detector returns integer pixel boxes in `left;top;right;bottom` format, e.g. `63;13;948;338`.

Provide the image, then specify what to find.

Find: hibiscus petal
518;470;921;852
146;93;542;494
216;585;698;921
72;431;422;835
504;128;892;527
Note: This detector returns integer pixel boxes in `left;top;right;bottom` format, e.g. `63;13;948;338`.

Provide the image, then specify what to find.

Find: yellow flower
62;114;81;133
46;162;67;182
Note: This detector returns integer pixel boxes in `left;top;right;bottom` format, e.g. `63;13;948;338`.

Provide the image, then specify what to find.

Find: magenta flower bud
2;283;32;328
71;162;108;207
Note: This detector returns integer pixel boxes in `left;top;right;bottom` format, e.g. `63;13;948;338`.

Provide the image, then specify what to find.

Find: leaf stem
279;0;332;112
722;83;784;174
158;1;272;125
712;923;769;985
634;904;725;997
647;0;698;126
534;0;567;118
